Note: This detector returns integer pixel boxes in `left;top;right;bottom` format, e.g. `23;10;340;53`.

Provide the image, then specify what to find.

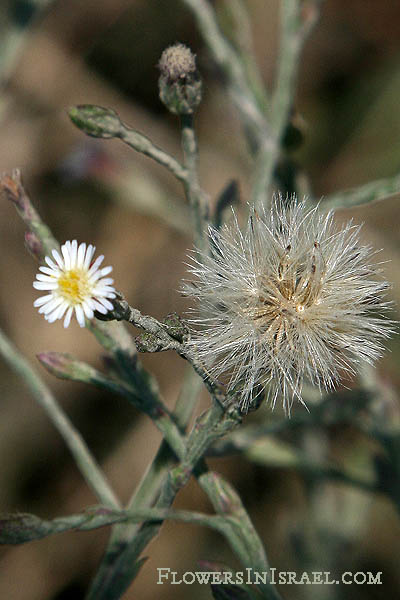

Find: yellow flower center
58;269;91;305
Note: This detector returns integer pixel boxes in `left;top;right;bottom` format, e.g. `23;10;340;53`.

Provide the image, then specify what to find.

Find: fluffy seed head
184;198;394;414
33;240;116;328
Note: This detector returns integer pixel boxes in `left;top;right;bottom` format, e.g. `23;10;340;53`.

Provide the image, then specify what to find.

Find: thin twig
86;367;204;598
180;114;209;251
99;293;231;405
181;0;271;149
321;173;400;210
118;126;189;184
252;0;321;210
0;328;120;509
221;0;270;114
1;169;59;258
69;105;189;184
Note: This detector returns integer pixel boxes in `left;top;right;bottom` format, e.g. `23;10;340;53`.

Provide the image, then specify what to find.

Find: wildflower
185;199;394;413
33;240;116;328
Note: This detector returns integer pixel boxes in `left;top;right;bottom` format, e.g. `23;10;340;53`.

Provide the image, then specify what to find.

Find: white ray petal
52;249;64;268
39;266;59;276
77;242;86;268
82;302;94;319
75;304;85;327
63;307;73;328
33;294;54;307
61;243;71;270
33;281;58;290
70;240;78;268
88;255;104;275
84;244;95;269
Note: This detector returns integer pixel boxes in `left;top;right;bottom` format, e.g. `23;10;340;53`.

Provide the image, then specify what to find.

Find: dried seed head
184;198;395;414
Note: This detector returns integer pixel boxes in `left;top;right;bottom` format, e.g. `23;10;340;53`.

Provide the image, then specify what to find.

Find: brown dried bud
158;43;196;81
158;44;202;115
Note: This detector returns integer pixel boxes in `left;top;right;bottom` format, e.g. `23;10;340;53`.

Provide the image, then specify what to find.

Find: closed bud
69;105;122;139
38;352;97;382
158;44;202;115
25;231;44;261
37;351;127;396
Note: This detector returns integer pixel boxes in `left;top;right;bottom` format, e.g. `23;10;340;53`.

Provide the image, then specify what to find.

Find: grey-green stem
181;0;270;148
0;328;120;509
180;113;209;252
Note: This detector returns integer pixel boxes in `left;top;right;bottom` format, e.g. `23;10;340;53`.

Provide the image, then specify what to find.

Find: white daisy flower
33;240;116;328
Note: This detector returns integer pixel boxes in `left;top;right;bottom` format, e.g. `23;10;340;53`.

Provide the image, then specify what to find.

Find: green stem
180;113;209;252
87;320;187;460
84;366;203;599
322;172;400;210
252;0;321;210
86;398;242;600
181;0;270;148
118;125;189;183
199;471;281;599
221;0;270;114
1;169;59;258
0;328;120;509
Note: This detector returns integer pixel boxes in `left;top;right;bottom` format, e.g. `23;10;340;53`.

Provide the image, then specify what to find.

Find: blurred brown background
1;0;400;599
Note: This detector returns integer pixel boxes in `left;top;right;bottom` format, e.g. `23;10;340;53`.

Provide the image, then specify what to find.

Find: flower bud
69;105;122;139
25;231;44;261
158;44;202;115
37;352;98;382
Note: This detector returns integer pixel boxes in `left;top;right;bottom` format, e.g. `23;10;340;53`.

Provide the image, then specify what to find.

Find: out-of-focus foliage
1;1;400;599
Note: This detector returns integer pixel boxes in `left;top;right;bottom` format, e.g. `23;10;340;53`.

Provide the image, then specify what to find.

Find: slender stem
181;0;271;149
180;114;209;251
118;126;189;184
174;363;204;428
0;328;120;509
252;0;321;210
0;505;249;544
221;0;270;114
100;294;231;404
321;172;400;210
1;169;59;258
86;396;242;600
271;1;304;131
199;471;281;598
86;320;187;460
0;0;57;85
114;367;202;520
83;344;204;599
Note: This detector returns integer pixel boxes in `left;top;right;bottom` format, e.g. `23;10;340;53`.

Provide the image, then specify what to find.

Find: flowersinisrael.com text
157;567;382;586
